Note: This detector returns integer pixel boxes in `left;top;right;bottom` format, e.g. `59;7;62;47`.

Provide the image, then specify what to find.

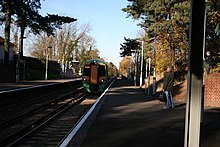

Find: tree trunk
171;47;175;67
168;39;176;67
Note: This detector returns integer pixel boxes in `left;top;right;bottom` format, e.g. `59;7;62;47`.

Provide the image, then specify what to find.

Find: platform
0;78;80;93
63;79;220;147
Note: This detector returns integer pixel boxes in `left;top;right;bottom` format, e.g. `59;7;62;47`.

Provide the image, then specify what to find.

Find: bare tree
29;22;98;75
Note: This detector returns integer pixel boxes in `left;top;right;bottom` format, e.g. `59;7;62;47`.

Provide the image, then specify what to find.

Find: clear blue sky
40;0;140;68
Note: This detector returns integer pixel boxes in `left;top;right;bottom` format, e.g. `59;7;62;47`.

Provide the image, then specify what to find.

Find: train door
90;64;98;84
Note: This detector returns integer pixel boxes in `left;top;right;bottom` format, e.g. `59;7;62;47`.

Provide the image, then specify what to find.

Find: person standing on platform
163;66;175;109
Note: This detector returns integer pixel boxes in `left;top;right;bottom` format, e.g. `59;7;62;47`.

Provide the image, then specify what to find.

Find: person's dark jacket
163;72;174;91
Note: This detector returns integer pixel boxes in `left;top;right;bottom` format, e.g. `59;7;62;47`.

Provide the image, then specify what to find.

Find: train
82;59;109;93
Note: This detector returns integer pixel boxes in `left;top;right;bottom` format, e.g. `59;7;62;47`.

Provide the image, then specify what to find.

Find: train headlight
84;78;88;82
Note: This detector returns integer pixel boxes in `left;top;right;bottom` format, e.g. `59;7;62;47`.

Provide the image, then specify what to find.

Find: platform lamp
45;46;52;80
137;39;144;88
147;18;157;95
152;20;157;95
131;49;139;86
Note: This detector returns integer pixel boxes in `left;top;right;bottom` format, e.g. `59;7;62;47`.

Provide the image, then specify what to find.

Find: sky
39;0;141;68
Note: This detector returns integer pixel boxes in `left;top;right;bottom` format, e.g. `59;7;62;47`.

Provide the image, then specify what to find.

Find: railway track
0;79;115;146
0;87;96;146
0;86;82;127
20;95;98;146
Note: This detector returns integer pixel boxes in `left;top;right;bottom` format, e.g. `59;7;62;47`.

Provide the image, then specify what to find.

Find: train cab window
83;65;90;76
98;65;106;76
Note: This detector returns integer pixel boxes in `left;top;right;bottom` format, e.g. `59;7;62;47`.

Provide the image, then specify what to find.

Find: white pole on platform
139;39;144;88
45;46;52;80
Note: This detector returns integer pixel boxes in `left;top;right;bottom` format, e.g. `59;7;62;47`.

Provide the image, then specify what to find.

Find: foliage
0;0;42;62
122;0;220;73
0;0;76;63
120;37;141;57
30;23;100;74
205;0;220;69
119;55;134;77
31;14;77;36
107;62;118;77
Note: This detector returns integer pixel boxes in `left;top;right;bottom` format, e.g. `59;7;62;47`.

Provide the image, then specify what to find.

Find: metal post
45;46;52;80
201;2;208;125
148;58;151;95
145;59;148;94
134;51;137;86
45;49;48;80
153;24;157;95
146;59;148;79
184;0;205;147
140;40;144;88
145;58;150;95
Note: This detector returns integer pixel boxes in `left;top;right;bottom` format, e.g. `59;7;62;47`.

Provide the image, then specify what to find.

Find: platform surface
65;79;220;147
0;78;80;92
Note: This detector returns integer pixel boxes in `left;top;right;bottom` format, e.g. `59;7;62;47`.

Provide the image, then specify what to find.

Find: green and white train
82;59;109;93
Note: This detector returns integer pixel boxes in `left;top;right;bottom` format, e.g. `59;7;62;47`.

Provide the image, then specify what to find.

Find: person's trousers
164;91;174;108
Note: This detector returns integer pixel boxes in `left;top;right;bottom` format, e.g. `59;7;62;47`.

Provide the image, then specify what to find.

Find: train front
82;60;108;93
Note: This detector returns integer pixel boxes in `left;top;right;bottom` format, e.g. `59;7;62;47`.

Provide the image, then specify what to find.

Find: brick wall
204;73;220;107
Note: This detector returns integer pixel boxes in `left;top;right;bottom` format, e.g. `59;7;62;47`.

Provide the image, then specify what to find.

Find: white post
148;58;151;95
45;46;52;80
134;51;137;86
140;40;144;88
153;24;157;95
45;49;48;80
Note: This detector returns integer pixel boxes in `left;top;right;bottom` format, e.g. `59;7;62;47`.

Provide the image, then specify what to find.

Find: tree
120;37;141;57
15;0;41;58
32;14;77;36
107;62;118;77
0;0;14;64
0;0;77;63
119;55;134;78
123;0;220;72
122;0;190;70
0;0;42;63
30;23;99;74
205;0;220;70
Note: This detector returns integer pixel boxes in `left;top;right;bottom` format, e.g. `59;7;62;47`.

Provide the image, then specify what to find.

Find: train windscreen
98;65;106;76
83;65;90;76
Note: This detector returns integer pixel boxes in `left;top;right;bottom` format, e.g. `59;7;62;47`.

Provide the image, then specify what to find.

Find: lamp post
146;58;151;95
131;49;138;86
137;39;144;88
45;46;52;80
147;17;157;94
134;51;137;86
153;23;157;95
